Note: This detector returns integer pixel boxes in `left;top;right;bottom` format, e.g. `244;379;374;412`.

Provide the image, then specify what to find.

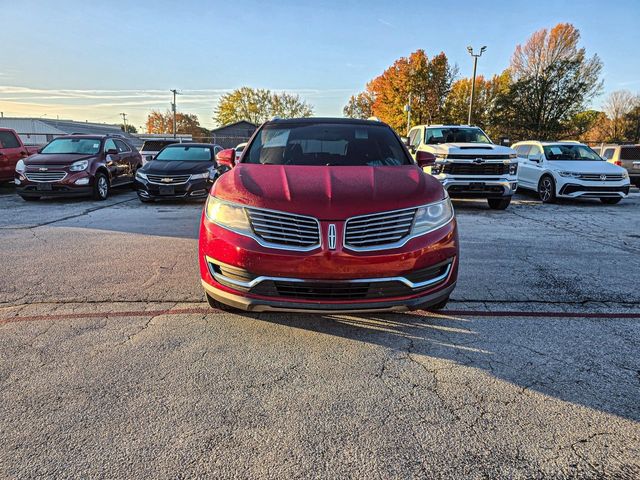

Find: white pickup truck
405;125;518;209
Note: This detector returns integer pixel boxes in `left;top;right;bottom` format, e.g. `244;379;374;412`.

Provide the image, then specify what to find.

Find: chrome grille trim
344;207;417;250
146;174;191;185
246;208;321;251
578;174;625;181
25;171;67;182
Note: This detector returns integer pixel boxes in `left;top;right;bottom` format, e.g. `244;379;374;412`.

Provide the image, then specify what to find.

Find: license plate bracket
159;185;175;195
36;183;53;191
469;182;486;191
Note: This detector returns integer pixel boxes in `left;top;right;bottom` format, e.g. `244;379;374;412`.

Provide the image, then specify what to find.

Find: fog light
75;178;90;185
15;178;21;185
512;183;518;191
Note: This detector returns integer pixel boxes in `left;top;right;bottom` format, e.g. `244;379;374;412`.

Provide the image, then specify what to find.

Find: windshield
40;138;101;155
155;146;212;162
425;127;492;145
543;144;602;161
244;123;411;166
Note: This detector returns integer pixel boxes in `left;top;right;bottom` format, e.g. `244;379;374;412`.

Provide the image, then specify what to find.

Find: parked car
15;134;142;201
405;125;518;210
234;142;247;162
199;117;458;313
0;128;39;183
593;144;640;187
135;143;224;202
512;141;631;204
139;139;180;165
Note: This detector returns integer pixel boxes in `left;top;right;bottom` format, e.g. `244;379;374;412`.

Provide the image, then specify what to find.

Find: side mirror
401;136;410;147
145;154;153;162
529;154;542;163
106;148;118;155
416;151;437;168
216;148;235;168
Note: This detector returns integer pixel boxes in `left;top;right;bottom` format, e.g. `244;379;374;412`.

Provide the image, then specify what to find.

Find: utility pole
119;112;128;132
405;93;412;134
170;89;180;138
466;46;486;125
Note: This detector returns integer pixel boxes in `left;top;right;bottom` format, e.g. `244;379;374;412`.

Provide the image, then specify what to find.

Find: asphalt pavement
0;183;639;479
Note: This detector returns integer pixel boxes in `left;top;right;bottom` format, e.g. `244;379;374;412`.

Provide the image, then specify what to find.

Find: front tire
538;175;557;203
600;197;622;205
206;293;238;312
487;197;511;210
92;173;109;201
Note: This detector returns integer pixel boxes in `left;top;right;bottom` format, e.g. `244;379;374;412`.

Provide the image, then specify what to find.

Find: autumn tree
343;92;375;119
344;50;456;133
213;87;313;126
145;110;210;140
506;23;603;139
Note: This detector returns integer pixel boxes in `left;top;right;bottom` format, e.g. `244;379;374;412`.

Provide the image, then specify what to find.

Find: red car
199;118;459;313
0;128;39;183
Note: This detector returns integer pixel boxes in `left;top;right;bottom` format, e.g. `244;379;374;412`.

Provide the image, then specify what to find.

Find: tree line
140;22;639;145
345;23;639;144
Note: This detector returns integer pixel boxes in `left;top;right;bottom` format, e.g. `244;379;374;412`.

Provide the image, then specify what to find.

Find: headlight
558;171;580;178
15;159;25;173
431;163;443;175
190;170;210;180
135;170;147;180
509;162;518;175
411;197;454;236
435;154;448;160
622;171;629;179
205;196;252;234
69;159;88;172
509;153;518;159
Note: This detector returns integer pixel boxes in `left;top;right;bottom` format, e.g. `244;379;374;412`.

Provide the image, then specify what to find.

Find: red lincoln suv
199;118;459;313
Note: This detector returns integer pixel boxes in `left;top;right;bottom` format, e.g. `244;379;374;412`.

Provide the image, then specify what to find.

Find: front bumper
15;172;94;197
557;181;630;198
199;215;459;312
437;176;517;198
135;177;212;200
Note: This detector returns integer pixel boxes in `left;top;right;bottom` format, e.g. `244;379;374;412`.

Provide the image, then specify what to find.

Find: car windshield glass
244;123;411;166
40;138;101;155
424;127;491;144
543;144;602;161
155;146;212;161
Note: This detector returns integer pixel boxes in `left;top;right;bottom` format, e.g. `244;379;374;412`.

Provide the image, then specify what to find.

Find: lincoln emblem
328;224;337;250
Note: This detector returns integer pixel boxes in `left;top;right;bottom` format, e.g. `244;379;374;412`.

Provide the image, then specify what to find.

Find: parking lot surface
1;184;639;478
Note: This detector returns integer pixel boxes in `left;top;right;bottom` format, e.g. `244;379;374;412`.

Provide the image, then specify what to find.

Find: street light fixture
467;46;486;125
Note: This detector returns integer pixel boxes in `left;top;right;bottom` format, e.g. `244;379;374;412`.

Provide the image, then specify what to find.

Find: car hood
429;143;515;155
548;160;627;174
213;164;446;220
142;160;213;175
24;153;96;166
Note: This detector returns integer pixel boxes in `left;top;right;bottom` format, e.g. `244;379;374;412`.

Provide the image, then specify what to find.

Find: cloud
377;18;395;28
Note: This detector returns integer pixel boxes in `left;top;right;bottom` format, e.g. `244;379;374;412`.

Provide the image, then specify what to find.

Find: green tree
214;87;313;126
507;23;603;139
120;124;137;134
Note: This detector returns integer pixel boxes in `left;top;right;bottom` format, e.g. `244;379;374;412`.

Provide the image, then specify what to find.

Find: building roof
211;120;257;132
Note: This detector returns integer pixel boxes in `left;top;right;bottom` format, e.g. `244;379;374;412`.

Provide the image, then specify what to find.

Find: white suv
406;125;518;210
512;141;631;204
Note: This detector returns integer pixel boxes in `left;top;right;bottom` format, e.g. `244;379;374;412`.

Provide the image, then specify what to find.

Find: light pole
404;93;412;134
170;89;180;138
467;45;486;125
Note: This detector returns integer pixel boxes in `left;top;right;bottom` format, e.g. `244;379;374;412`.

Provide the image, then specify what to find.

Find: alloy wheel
98;176;108;199
540;178;553;202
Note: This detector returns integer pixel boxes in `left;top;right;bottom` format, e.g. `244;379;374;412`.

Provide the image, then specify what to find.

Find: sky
1;0;639;131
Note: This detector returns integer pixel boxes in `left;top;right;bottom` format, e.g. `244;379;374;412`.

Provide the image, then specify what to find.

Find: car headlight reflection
205;196;252;234
411;197;454;236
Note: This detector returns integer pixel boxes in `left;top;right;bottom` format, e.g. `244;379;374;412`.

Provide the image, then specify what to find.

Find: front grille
344;208;416;249
25;171;66;182
446;154;511;160
147;174;191;184
246;209;321;249
579;174;625;181
442;162;509;175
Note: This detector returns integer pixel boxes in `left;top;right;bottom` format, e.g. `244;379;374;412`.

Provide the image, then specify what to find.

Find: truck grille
247;209;321;249
146;174;191;184
25;171;66;182
344;209;416;250
442;163;509;175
